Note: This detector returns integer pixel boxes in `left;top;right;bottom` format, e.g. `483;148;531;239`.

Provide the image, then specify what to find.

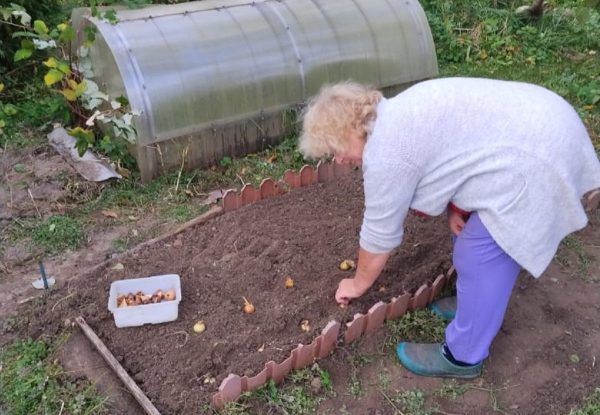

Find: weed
1;315;25;334
435;380;470;400
557;234;594;280
384;309;447;349
570;388;600;415
32;215;83;254
392;388;431;415
345;351;372;398
160;203;208;223
0;338;107;415
216;363;333;415
378;370;392;390
111;237;128;254
348;375;363;398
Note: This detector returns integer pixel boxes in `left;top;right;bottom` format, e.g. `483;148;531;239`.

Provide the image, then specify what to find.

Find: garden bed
28;166;453;413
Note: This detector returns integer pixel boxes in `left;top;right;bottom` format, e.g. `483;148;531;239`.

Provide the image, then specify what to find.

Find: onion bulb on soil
300;320;311;332
242;297;255;314
339;259;355;271
193;321;206;333
285;276;294;288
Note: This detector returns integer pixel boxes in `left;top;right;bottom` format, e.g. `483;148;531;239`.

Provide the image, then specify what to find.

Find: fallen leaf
267;153;277;163
257;344;265;352
101;210;119;219
128;215;139;221
112;263;124;270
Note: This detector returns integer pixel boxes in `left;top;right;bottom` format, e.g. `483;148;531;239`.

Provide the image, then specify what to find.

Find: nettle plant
0;3;139;166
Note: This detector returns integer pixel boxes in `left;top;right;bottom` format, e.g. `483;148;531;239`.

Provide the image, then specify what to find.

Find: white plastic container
108;274;181;328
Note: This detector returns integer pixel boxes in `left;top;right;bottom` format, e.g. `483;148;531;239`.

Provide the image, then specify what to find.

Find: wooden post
75;316;161;415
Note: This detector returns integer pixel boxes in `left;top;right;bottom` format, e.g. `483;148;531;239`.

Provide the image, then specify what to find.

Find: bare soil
2;148;599;415
19;170;452;413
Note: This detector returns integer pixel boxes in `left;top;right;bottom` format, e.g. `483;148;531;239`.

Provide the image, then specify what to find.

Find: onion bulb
339;259;355;271
193;321;206;333
285;276;294;288
243;296;255;314
164;289;176;301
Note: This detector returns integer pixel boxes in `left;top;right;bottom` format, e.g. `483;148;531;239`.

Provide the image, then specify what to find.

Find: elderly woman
299;77;600;378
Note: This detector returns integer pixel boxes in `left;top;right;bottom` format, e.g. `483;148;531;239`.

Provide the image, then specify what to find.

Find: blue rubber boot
429;296;457;320
396;342;482;379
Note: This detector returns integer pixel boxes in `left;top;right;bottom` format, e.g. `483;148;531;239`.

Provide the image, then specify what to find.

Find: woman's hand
448;209;466;236
335;248;391;305
335;277;370;305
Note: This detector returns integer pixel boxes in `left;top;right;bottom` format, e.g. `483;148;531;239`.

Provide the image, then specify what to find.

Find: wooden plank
75;316;162;415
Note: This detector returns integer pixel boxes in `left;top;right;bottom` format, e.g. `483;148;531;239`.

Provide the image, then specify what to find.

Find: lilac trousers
446;212;521;364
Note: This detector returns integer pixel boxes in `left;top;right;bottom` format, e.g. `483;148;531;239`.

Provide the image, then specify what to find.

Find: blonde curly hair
299;81;383;159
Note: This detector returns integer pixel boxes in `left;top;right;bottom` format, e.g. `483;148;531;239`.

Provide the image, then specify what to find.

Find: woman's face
334;131;366;165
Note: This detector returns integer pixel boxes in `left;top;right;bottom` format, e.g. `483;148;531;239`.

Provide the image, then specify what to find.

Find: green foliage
0;0;63;72
384;309;447;349
422;0;600;126
32;215;83;254
161;203;208;223
87;175;170;210
0;338;106;415
1;2;140;166
570;388;600;415
344;351;372;398
422;0;600;66
253;366;332;414
392;389;431;415
556;234;594;280
214;364;333;415
434;380;470;400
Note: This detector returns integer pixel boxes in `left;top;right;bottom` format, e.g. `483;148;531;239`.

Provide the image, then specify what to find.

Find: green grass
434;380;470;400
422;0;600;147
556;234;595;280
384;309;447;349
377;380;470;415
570;388;600;415
2;0;600;413
31;215;84;254
0;338;107;415
391;389;431;415
210;363;334;415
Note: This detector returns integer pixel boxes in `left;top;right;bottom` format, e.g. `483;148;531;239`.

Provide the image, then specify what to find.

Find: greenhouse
77;0;438;180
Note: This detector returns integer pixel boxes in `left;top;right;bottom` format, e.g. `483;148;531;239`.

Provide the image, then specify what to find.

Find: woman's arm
335;247;390;304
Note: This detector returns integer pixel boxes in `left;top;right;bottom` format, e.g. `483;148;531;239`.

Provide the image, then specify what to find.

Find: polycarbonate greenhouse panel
78;0;438;180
